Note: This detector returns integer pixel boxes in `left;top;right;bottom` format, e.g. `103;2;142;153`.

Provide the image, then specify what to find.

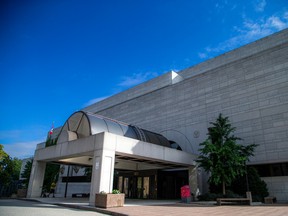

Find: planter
95;193;125;208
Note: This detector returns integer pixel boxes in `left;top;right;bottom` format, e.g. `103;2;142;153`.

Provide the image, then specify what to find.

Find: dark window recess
169;141;182;151
251;162;288;177
62;176;91;182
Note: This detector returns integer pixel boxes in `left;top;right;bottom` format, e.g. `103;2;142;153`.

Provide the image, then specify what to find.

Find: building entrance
115;169;188;199
114;171;157;199
121;176;150;198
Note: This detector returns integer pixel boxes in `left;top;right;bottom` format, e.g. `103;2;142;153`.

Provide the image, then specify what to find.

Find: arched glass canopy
57;111;170;147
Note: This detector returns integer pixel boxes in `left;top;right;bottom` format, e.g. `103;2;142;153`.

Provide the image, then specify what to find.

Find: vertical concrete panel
89;155;100;206
102;156;113;193
27;160;46;198
89;134;116;206
188;166;198;200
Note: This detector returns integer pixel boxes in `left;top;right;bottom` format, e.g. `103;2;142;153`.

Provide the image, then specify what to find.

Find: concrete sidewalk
23;197;288;216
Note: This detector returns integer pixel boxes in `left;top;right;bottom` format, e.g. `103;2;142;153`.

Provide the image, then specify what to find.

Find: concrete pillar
89;134;116;206
188;165;198;201
27;160;46;198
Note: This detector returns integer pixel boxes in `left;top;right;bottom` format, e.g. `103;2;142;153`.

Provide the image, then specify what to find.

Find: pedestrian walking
48;182;56;198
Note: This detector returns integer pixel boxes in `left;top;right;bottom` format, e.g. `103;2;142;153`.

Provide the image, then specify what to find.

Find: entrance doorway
115;169;188;199
117;175;154;199
115;169;157;199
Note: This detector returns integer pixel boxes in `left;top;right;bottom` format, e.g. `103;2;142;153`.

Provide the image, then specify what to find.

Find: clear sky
1;0;287;159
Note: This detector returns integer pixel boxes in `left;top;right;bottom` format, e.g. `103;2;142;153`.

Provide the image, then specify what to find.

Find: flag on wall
49;122;54;135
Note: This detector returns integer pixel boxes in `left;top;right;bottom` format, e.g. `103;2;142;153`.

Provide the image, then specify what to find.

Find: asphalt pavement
0;199;108;216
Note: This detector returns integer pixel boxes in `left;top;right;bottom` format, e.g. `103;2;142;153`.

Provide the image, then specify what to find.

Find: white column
27;160;46;198
189;165;198;201
89;133;116;206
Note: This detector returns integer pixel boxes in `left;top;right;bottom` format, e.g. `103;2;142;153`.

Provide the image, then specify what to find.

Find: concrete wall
262;177;288;202
84;29;288;164
83;29;288;198
83;71;183;113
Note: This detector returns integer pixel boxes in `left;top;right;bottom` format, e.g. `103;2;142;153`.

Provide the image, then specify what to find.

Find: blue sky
1;0;287;159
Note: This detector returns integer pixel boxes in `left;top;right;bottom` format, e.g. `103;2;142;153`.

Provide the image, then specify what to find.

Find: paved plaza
106;203;288;216
18;198;288;216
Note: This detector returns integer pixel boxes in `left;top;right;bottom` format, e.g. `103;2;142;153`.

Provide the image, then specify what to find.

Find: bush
197;193;220;201
231;167;269;202
197;192;243;201
112;189;120;194
208;167;269;202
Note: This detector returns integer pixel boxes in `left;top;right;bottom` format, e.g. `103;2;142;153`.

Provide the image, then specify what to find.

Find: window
251;162;288;177
169;141;182;151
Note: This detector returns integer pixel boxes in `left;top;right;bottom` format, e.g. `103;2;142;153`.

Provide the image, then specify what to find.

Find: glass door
137;177;142;198
143;177;150;198
123;177;129;197
117;174;154;199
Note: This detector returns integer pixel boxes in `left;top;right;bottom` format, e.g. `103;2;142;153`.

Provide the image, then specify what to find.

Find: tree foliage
21;160;60;193
196;114;258;194
231;167;269;202
21;159;33;188
0;144;8;159
0;144;22;186
42;163;60;193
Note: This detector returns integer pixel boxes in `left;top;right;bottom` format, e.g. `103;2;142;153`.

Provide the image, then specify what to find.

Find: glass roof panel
119;124;138;139
104;119;124;136
68;112;83;131
77;114;90;138
88;115;108;135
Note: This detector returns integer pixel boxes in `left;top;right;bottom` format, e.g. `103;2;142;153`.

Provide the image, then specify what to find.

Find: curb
57;203;128;216
19;198;128;216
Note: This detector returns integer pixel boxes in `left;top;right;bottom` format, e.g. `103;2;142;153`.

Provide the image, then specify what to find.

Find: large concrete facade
28;29;288;203
83;29;288;201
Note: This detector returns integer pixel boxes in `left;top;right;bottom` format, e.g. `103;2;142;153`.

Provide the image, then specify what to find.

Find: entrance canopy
57;111;170;147
36;111;198;170
28;112;198;204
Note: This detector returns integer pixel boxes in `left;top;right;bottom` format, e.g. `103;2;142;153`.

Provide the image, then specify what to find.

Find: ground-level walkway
23;197;288;216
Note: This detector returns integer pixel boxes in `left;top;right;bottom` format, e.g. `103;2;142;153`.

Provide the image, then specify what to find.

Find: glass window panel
120;124;138;139
124;178;129;197
143;177;150;199
68;112;83;131
77;115;90;138
104;120;124;136
282;163;288;176
88;116;108;135
118;176;123;193
272;164;282;176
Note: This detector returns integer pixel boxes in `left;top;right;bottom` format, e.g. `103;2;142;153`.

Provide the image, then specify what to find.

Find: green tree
196;114;257;195
21;160;60;193
0;144;8;159
21;159;33;188
231;167;269;201
42;163;60;193
0;144;22;186
10;157;21;181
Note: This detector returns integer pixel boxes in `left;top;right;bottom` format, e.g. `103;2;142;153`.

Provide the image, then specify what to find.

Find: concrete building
27;29;288;204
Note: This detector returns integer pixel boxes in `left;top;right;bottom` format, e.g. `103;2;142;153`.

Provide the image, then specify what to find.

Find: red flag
49;122;54;135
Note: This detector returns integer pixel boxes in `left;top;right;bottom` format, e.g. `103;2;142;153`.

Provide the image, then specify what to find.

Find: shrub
112;189;121;194
231;167;269;202
197;193;243;201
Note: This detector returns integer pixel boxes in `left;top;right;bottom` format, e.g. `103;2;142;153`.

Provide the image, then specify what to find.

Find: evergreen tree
196;114;257;194
21;159;33;188
231;167;269;201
